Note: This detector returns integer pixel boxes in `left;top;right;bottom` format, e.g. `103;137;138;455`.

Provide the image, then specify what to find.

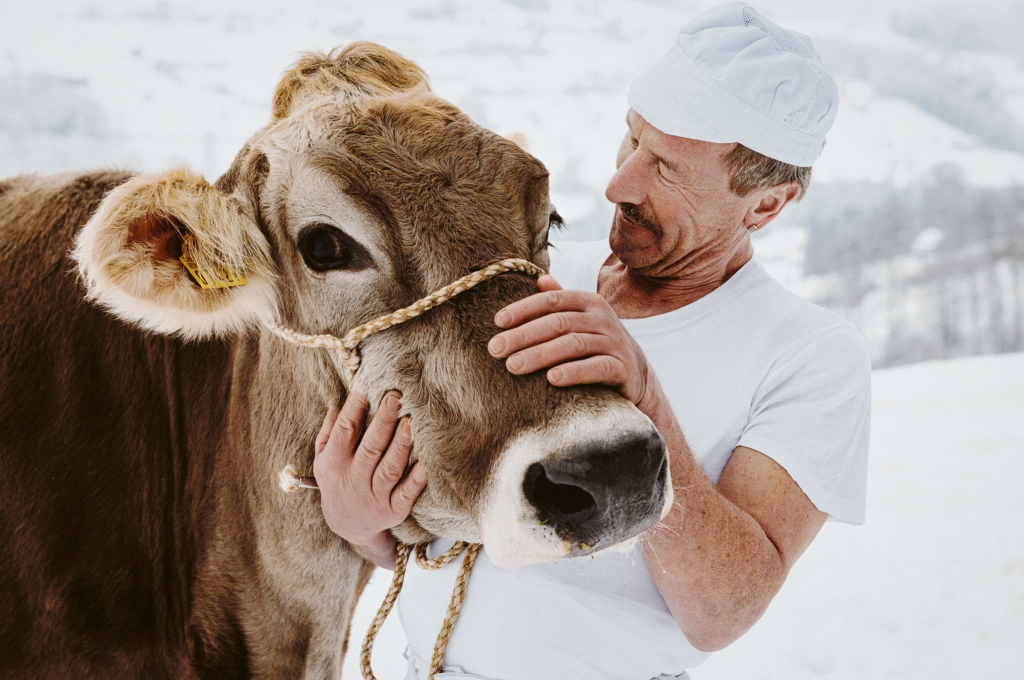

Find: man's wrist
350;529;400;570
636;365;672;426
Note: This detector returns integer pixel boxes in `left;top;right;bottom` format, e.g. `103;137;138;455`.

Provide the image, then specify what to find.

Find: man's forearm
639;380;789;652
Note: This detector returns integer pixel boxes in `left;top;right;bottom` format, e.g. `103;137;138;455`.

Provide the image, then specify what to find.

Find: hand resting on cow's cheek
488;275;662;419
314;387;428;569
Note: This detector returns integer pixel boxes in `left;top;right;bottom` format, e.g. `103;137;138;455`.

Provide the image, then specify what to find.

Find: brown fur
0;43;652;679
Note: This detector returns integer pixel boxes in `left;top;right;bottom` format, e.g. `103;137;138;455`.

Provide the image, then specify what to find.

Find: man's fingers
546;355;629;390
315;406;340;457
351;391;403;477
502;332;613;374
316;390;367;484
494;288;590;329
489;311;600;358
391;462;429;514
535;274;564;293
331;387;369;453
373;417;413;493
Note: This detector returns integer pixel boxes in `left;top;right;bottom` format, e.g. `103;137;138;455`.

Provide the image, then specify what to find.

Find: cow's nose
522;431;668;548
523;462;598;525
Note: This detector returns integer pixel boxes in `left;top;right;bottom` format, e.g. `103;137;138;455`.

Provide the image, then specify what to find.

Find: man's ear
72;167;278;339
745;182;801;232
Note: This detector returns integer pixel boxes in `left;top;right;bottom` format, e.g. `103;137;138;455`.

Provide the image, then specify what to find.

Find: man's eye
299;225;352;271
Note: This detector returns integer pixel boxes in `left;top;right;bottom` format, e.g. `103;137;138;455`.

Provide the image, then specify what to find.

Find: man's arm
489;276;827;651
640;382;827;650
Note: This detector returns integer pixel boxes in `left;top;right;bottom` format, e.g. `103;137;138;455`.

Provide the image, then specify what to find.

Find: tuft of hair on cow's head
271;42;431;122
71;166;279;340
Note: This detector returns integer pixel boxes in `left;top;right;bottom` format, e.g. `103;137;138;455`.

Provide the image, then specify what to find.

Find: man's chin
609;226;660;269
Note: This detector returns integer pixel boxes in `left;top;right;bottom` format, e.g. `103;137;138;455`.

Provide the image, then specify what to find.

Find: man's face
605;110;753;277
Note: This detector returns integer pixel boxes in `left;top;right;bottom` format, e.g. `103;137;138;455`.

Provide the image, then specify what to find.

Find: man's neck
597;247;753;320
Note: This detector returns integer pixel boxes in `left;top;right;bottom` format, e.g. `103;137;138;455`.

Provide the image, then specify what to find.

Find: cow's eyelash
549;212;565;231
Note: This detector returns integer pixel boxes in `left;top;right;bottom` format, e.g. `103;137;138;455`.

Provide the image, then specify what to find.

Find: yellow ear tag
179;236;247;290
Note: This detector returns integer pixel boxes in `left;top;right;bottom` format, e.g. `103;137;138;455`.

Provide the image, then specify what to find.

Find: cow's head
72;43;671;568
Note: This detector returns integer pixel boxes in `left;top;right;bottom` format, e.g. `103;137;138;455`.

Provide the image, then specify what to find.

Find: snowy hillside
5;0;1024;235
347;352;1024;680
5;1;1024;369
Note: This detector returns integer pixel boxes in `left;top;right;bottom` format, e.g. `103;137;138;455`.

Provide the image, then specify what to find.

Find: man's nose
605;151;646;207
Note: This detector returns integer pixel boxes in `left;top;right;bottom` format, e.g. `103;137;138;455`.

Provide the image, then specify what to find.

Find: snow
816;84;1024;187
5;0;1024;239
347;352;1024;679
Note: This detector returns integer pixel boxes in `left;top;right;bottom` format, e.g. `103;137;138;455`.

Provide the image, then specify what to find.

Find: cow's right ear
72;167;278;340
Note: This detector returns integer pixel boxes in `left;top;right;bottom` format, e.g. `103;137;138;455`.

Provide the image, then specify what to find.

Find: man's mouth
616;203;661;238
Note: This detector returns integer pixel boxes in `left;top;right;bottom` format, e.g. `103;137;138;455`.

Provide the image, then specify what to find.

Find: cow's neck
215;332;366;676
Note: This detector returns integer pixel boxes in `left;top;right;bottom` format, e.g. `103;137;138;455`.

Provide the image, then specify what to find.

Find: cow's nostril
523;462;596;522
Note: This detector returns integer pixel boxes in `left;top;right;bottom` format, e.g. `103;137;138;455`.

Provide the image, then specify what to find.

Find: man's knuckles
566;332;590;355
376;456;404;482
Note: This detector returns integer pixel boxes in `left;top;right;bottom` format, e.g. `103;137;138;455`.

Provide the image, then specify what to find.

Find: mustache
617;203;662;236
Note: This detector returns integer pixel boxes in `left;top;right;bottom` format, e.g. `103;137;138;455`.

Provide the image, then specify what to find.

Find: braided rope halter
266;258;545;387
269;258;544;680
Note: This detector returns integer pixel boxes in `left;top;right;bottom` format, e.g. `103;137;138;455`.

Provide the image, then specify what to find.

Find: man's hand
487;275;661;416
313;388;428;569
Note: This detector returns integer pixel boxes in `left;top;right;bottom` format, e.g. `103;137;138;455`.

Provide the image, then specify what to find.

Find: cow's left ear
73;167;278;340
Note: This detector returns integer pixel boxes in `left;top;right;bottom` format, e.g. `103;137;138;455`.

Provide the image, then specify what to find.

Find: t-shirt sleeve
737;322;872;524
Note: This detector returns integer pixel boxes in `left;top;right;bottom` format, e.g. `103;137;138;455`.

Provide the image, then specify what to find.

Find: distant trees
800;168;1024;367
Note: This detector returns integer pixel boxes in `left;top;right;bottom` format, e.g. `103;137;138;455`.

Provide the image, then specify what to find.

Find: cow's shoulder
1;170;134;344
1;170;133;282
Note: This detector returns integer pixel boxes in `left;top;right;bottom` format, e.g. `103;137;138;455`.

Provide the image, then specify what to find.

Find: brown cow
0;43;670;678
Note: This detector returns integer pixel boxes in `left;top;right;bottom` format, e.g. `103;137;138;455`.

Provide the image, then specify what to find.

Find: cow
0;43;671;678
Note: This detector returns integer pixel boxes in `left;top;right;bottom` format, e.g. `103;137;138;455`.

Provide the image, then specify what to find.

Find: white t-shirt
398;240;871;680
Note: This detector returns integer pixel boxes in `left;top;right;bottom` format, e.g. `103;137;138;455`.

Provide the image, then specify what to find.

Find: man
314;3;870;678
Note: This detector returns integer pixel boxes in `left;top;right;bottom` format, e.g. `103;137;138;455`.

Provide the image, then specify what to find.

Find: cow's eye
549;211;565;231
299;225;351;271
538;210;565;251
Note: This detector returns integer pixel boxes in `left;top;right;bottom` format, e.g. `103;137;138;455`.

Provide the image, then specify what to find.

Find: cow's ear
72;167;278;340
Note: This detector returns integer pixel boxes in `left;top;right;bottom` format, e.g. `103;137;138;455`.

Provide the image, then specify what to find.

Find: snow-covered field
349;352;1024;680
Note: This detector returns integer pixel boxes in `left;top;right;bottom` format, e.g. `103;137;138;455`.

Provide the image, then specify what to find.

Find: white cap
627;2;838;167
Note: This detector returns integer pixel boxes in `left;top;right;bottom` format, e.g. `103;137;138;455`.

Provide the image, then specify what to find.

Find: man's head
605;2;837;276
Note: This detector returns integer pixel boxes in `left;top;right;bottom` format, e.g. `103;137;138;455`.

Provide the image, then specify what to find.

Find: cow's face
72;43;672;568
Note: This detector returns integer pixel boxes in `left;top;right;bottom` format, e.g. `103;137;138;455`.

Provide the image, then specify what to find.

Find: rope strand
360;542;411;680
266;258;544;386
361;541;482;680
429;543;481;678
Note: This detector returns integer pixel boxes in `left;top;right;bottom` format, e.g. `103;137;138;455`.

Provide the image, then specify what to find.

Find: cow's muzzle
523;431;669;552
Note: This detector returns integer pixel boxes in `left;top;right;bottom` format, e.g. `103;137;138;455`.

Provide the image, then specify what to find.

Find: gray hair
724;144;812;201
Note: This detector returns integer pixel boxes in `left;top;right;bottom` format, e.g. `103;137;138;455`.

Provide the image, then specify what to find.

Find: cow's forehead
263;90;547;202
255;92;549;286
